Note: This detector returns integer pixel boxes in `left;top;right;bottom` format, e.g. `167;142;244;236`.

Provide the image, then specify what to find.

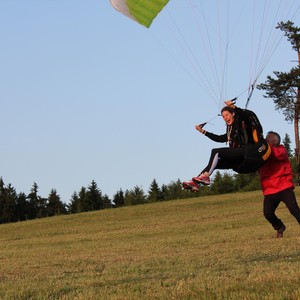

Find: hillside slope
1;189;299;299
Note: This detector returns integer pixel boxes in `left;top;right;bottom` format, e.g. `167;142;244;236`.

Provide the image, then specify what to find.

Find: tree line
0;173;259;224
0;133;296;224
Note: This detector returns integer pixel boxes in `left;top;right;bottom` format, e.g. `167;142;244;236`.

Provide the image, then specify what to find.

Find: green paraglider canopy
110;0;169;28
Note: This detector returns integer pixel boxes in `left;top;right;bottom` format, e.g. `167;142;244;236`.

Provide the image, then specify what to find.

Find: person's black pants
201;147;245;174
263;188;300;230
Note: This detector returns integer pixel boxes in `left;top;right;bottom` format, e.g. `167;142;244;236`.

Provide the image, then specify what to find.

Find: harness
233;108;271;173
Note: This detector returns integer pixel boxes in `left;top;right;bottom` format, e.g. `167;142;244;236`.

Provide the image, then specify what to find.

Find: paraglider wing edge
110;0;170;28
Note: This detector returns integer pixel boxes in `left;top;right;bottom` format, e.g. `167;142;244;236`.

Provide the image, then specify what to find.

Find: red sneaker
193;174;210;185
182;180;199;192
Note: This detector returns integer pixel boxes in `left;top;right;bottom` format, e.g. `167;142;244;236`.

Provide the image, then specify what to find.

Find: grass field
0;189;299;300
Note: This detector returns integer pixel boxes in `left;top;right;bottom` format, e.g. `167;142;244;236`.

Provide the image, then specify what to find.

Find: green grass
1;189;299;299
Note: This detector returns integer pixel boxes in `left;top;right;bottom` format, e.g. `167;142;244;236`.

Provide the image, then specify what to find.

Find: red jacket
259;145;294;195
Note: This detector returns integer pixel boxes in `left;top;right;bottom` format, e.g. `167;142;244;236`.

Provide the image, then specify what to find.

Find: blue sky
1;0;299;203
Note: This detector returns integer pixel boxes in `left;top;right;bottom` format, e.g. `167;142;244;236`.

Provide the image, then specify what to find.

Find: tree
221;172;236;194
77;186;87;212
36;196;48;218
15;192;29;221
160;179;199;200
257;21;300;177
47;189;66;216
27;182;39;219
86;180;103;211
124;186;146;206
0;178;6;223
233;173;260;192
0;177;5;194
160;184;170;201
163;179;185;200
0;181;17;223
210;171;223;194
282;133;298;183
68;192;80;213
283;133;293;157
113;189;125;207
102;194;113;209
147;179;163;202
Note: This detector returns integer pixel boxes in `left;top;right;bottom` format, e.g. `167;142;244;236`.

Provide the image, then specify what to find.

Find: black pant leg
281;188;300;225
263;193;284;230
201;147;245;174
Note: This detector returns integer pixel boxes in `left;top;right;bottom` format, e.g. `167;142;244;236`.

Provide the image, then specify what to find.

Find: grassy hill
1;189;299;299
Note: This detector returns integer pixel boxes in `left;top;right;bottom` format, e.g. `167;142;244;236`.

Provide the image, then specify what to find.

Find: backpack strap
241;120;248;145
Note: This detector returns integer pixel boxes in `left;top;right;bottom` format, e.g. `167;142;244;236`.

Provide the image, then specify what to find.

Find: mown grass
0;189;299;299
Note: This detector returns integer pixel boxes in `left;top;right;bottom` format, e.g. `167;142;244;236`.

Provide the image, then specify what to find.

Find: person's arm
205;131;227;143
195;124;227;143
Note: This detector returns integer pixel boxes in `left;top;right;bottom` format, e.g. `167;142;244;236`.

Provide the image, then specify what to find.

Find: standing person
182;100;270;191
259;131;300;238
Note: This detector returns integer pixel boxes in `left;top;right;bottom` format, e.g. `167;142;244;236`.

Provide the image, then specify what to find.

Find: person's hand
195;124;205;133
224;100;235;107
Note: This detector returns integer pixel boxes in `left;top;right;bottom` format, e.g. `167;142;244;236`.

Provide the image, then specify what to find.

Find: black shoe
276;225;286;238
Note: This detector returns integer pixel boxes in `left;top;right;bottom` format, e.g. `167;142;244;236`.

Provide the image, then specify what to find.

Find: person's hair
221;106;235;114
267;131;281;145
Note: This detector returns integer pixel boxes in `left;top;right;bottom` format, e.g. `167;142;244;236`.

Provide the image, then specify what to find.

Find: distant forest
0;172;268;224
0;134;296;224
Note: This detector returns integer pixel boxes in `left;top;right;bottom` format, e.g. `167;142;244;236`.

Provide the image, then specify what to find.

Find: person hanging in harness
183;100;271;192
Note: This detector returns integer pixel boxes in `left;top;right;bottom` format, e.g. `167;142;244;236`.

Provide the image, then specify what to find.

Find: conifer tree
15;192;29;221
160;184;169;201
0;178;6;223
211;171;223;194
77;186;87;212
124;186;146;206
0;182;17;223
47;189;66;216
102;194;112;209
221;172;236;194
283;133;293;157
113;189;125;207
165;179;184;200
68;192;80;213
283;133;298;183
86;180;103;211
27;182;39;219
147;179;163;202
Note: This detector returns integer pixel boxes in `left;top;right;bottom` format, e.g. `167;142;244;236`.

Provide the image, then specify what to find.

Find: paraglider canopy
110;0;170;28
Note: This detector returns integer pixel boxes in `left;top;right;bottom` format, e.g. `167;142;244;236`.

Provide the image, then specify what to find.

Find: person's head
221;106;235;126
266;131;281;146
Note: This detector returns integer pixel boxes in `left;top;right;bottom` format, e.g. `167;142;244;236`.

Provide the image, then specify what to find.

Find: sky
1;0;299;203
